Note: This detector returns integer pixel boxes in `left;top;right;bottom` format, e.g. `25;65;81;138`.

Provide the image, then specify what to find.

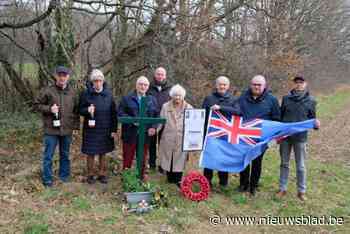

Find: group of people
35;65;320;201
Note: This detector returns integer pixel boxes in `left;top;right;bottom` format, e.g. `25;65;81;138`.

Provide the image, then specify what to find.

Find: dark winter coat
79;82;117;155
147;81;172;113
239;89;281;121
202;91;242;131
35;83;80;136
281;89;317;142
117;91;159;144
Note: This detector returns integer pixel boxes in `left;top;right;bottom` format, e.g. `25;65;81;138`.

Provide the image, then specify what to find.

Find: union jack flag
207;111;262;146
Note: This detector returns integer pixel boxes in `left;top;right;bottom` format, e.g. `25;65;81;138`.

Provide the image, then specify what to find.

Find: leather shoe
276;190;287;198
250;187;256;196
97;175;108;184
87;176;95;184
297;192;307;201
236;185;248;192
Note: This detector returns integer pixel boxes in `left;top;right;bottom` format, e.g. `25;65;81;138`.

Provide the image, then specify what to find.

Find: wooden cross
118;96;166;180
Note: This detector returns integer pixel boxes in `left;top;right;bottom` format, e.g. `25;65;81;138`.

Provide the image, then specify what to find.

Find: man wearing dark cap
35;66;80;187
276;76;320;201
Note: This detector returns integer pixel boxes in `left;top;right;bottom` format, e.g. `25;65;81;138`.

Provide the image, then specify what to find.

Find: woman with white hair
79;69;117;184
158;84;193;186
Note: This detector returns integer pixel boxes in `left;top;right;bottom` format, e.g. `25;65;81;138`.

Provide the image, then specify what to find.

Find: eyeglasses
251;83;262;86
138;83;149;86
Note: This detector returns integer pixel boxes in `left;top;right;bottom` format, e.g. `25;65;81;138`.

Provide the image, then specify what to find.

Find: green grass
1;88;350;233
0;109;41;148
21;210;49;234
316;88;350;118
72;196;92;211
24;224;49;234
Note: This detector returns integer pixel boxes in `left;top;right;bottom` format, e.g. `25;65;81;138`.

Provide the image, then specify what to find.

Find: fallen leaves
0;148;14;156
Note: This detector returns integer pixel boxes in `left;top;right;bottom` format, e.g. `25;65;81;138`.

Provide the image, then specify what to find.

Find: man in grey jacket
276;76;320;201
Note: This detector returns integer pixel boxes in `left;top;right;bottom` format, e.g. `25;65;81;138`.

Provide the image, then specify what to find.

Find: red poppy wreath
180;171;210;201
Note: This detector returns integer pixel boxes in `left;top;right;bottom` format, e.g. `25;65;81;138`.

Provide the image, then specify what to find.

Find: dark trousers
239;153;265;189
149;128;163;168
167;172;183;184
203;168;228;186
166;153;183;184
122;142;149;179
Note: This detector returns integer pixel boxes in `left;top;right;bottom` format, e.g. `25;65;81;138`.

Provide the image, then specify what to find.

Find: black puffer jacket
280;89;317;142
147;81;172;114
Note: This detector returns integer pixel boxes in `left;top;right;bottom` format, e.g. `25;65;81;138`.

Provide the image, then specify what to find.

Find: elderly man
276;76;320;201
202;76;241;188
238;75;280;195
117;76;158;180
35;66;80;187
147;67;172;172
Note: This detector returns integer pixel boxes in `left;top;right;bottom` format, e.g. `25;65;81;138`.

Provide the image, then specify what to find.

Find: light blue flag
199;111;316;172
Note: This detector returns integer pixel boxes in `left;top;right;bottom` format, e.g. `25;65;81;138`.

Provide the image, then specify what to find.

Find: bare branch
70;7;116;15
0;0;58;29
73;13;117;51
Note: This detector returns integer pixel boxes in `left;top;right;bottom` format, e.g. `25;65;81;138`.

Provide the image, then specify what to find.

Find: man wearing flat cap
35;66;80;187
276;76;320;201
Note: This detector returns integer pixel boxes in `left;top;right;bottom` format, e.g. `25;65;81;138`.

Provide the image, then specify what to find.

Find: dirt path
309;98;350;167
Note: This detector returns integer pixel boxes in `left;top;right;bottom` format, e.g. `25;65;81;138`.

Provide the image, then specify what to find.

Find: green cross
119;96;166;180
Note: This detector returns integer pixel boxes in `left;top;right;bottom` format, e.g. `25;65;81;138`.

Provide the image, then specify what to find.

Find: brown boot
297;192;307;201
276;190;287;198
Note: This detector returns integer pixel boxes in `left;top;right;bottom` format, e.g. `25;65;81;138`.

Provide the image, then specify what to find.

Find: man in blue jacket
117;76;158;180
238;75;280;195
276;76;320;201
202;76;241;188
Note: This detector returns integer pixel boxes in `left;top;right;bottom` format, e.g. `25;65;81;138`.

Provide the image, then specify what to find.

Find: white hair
136;76;150;85
251;75;266;86
90;69;104;81
216;76;230;85
169;84;186;99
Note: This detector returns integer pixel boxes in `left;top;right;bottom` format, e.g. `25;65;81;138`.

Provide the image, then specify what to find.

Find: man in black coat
276;76;320;201
238;75;280;195
146;67;172;171
202;76;241;188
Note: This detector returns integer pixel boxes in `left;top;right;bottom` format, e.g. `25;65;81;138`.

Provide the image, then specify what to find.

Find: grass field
0;88;349;233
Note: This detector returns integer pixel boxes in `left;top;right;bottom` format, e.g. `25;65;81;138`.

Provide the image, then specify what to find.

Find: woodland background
1;0;350;110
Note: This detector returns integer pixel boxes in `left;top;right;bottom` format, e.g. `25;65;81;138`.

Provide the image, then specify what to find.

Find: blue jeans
279;141;307;193
42;134;72;186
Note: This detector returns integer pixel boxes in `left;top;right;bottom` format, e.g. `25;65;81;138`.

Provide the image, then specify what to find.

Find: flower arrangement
121;169;153;193
121;169;168;214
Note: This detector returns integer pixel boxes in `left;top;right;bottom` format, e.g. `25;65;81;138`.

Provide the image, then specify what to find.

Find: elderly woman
79;69;117;184
158;84;193;186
